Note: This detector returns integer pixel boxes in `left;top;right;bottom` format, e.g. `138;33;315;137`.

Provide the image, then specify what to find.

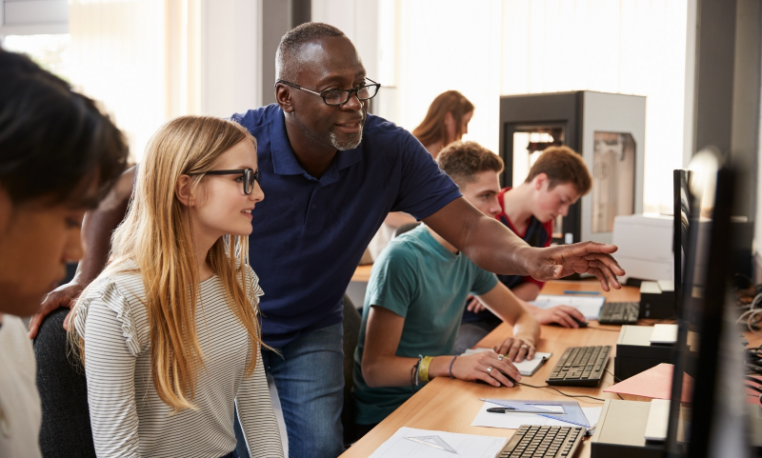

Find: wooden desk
340;280;640;458
352;264;373;283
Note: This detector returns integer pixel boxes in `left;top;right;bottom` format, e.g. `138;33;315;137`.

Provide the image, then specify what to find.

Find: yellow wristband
419;356;434;383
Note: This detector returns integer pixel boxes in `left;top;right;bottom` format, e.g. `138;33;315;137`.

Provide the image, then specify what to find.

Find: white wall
0;0;68;35
199;0;262;118
311;0;378;83
344;0;689;215
67;0;263;161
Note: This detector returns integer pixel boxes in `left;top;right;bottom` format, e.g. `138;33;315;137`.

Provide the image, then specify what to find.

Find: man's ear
276;84;294;113
176;175;195;207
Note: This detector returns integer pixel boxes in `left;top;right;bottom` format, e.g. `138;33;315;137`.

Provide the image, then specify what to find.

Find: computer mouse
549;317;588;328
573;317;588;328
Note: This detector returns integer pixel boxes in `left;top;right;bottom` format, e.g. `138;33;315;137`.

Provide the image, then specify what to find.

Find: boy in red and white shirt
455;146;593;353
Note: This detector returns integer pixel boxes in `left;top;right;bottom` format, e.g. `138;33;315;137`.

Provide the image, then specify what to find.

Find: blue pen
563;290;600;295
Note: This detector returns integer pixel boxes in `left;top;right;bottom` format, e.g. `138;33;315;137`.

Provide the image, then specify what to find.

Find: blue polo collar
270;110;363;185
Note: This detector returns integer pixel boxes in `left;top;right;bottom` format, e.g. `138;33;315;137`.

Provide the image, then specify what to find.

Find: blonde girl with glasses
68;116;283;458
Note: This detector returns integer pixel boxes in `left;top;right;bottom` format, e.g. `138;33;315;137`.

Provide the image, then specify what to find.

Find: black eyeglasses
190;168;261;195
276;78;381;106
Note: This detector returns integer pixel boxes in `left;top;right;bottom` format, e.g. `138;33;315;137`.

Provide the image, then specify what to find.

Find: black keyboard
546;345;611;387
496;425;584;458
598;301;640;325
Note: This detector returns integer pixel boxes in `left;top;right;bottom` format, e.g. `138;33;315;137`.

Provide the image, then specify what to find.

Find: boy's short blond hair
437;141;504;187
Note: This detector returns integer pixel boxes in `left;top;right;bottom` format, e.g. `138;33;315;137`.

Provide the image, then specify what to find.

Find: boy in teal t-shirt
352;141;541;431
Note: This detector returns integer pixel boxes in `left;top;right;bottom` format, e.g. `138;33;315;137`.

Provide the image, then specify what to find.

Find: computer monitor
672;169;690;317
665;150;736;458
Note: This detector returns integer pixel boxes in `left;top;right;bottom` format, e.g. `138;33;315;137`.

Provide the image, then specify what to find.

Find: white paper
547;407;602;429
471;401;602;430
368;427;507;458
463;349;552;376
529;295;605;320
478;399;565;413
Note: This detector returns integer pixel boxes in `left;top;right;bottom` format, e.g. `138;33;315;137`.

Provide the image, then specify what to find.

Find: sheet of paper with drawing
471;400;602;431
471;399;602;429
463;348;552;376
368;427;507;458
529;295;605;320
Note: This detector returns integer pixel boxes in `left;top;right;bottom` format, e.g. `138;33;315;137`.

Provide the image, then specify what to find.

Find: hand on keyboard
494;336;535;362
451;350;521;387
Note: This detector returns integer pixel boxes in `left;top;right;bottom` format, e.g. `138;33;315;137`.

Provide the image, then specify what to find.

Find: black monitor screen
673;169;690;317
665;151;735;458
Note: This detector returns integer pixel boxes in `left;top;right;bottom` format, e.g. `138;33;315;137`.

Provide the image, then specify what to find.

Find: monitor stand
591;400;665;458
644;399;670;441
615;325;675;380
639;281;675;319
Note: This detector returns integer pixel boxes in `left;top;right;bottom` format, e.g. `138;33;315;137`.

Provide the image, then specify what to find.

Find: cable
517;381;607;403
605;369;623;383
604;369;624;399
735;292;762;336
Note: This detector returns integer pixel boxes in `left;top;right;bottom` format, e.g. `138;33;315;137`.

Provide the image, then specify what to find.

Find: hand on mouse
450;350;521;387
527;304;587;328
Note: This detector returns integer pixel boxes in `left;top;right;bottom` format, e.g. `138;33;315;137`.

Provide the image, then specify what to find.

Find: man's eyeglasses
276;78;381;106
190;168;261;195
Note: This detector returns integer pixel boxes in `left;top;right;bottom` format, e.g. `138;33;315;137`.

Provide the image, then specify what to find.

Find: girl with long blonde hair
69;116;283;458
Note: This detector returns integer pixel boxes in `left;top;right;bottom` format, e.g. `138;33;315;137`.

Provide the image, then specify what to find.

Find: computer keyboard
495;425;584;458
546;345;611;387
598;301;639;325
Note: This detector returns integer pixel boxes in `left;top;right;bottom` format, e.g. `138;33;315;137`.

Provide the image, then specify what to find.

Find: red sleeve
541;220;554;247
519;220;554;289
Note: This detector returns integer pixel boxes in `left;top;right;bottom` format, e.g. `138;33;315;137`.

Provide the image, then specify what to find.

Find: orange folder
603;363;693;402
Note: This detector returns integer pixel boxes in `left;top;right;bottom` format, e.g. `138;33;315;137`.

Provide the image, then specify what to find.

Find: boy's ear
533;173;549;191
175;175;195;207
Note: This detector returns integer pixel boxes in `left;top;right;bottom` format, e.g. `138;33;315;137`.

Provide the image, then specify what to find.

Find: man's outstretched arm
423;197;625;291
28;166;136;338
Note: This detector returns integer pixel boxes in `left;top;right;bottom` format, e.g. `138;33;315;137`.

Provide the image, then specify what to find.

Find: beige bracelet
419;356;434;383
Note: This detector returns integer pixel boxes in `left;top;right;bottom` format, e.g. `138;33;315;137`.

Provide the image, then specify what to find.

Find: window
1;34;71;81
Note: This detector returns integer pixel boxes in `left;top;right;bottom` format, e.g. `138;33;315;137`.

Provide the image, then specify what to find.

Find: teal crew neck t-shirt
352;224;498;425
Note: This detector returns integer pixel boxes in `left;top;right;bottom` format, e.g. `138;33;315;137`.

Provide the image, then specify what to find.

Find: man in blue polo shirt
32;22;625;458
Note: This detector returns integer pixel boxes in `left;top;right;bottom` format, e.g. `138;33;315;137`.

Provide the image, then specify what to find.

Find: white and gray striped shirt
74;265;283;458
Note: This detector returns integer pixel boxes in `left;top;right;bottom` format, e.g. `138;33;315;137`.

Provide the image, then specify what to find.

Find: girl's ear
176;175;195;207
443;112;456;143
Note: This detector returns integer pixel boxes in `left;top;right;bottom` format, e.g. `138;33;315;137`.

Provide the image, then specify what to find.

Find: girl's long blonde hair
70;116;264;412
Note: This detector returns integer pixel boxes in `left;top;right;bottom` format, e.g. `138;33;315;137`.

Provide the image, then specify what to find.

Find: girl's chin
226;228;254;237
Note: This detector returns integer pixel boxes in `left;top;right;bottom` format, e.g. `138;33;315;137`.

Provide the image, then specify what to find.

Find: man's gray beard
330;131;363;151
